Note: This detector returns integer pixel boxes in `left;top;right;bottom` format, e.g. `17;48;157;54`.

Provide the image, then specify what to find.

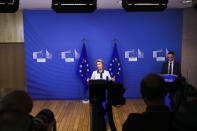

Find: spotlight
0;0;19;13
122;0;168;12
52;0;97;13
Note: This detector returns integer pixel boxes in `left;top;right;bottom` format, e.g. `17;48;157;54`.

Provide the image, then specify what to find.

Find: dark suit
161;61;181;75
123;106;171;131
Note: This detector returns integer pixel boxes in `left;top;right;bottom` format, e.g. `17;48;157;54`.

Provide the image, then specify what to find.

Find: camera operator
169;76;197;131
0;90;56;131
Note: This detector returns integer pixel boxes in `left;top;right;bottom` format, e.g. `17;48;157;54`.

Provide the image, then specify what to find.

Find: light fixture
0;0;19;13
182;0;192;4
122;0;168;12
52;0;97;13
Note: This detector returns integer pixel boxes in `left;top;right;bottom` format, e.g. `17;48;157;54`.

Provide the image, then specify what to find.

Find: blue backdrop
23;9;182;100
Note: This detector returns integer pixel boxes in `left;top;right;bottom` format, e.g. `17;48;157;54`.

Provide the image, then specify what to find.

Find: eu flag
77;43;91;89
108;43;122;83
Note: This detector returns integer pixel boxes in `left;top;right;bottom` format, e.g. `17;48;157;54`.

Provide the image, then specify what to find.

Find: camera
32;109;56;131
165;75;197;131
0;106;56;131
166;75;197;112
107;81;126;106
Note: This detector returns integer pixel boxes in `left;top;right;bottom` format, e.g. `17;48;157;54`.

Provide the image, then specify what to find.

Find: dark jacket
161;61;181;75
123;106;171;131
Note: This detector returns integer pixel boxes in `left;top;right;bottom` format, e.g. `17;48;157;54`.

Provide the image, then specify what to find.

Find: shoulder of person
174;61;180;64
104;70;110;73
127;113;142;120
92;70;97;74
164;61;169;64
162;61;168;65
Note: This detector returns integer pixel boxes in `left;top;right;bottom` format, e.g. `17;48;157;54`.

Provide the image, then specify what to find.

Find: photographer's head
0;90;33;114
140;74;167;106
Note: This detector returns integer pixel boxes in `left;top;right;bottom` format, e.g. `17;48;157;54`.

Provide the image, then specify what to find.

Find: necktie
169;62;172;74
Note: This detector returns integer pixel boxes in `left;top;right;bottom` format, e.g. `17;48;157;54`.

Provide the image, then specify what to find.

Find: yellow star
111;73;113;75
112;60;114;62
117;72;119;75
86;64;88;67
87;69;89;72
109;68;111;71
81;74;83;77
119;68;121;70
115;58;117;61
118;63;120;66
110;64;112;66
80;65;82;68
80;70;82;72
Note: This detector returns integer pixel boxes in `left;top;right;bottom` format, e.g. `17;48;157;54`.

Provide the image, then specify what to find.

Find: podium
162;74;177;83
89;80;107;103
161;74;177;110
89;80;107;131
89;80;125;131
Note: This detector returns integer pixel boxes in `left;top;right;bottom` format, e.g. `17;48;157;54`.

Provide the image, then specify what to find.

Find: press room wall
0;10;26;99
23;9;183;99
1;9;196;100
182;8;197;89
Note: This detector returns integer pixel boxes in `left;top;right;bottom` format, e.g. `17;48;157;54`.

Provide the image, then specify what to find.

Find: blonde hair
96;59;104;67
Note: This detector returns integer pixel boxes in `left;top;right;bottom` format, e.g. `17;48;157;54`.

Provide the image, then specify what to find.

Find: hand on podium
111;78;115;82
87;78;90;83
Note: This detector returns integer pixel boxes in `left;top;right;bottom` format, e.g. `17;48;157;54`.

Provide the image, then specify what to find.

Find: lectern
89;80;125;131
161;74;177;111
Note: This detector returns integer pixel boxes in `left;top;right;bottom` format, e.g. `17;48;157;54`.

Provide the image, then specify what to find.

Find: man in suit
161;51;181;75
123;74;171;131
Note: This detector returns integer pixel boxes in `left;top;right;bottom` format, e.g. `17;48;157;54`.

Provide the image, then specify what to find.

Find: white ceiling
19;0;192;9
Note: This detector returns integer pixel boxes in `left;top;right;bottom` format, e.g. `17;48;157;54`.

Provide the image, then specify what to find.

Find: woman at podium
87;59;114;131
87;59;113;82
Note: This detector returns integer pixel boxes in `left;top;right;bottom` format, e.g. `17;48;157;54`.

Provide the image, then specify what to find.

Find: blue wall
23;9;182;100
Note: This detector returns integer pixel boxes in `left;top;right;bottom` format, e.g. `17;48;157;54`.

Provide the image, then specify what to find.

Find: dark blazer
123;106;171;131
161;61;181;75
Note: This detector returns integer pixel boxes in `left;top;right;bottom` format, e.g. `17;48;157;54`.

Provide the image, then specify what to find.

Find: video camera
32;109;56;131
0;108;56;131
164;75;197;112
164;74;197;131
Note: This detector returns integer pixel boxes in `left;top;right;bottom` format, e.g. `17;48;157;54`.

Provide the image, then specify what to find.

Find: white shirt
168;60;174;74
91;70;111;80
